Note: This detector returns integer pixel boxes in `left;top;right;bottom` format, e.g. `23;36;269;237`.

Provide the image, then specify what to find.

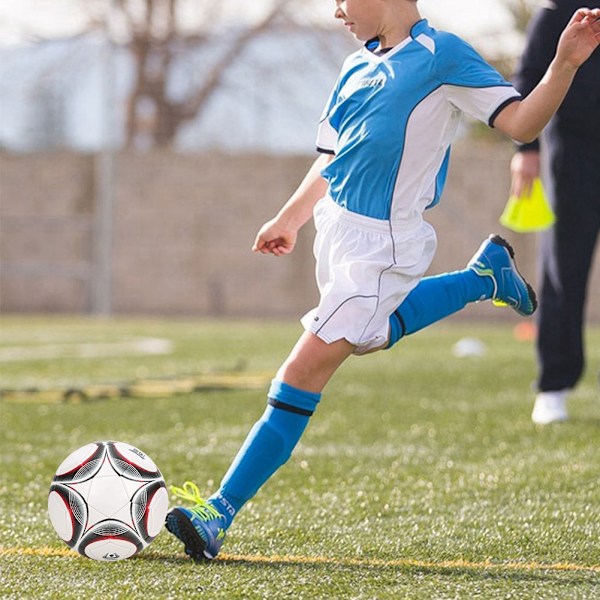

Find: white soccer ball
48;441;169;561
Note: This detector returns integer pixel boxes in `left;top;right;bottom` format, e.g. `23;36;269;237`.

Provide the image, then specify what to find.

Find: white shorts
301;196;437;354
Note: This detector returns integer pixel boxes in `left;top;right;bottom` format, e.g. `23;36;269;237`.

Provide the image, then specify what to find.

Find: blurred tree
1;0;536;149
104;0;298;148
506;0;539;33
105;0;536;147
491;0;538;76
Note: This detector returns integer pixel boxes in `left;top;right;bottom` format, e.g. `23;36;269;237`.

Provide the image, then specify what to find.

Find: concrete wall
1;143;599;322
1;152;95;312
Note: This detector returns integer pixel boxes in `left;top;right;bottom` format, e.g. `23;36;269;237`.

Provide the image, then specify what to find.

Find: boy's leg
388;235;537;346
165;332;354;560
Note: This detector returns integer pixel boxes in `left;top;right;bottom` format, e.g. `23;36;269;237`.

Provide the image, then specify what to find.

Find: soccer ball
48;441;169;561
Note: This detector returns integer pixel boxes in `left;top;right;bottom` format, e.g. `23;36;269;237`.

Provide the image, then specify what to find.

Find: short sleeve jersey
316;19;521;221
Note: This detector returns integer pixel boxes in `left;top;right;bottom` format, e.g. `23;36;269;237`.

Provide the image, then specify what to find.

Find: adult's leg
536;129;600;392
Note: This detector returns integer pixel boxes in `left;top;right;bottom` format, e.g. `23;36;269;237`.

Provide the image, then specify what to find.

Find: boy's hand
556;8;600;70
252;219;298;257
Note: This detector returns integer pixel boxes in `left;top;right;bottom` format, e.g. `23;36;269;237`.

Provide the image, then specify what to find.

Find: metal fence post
91;0;116;316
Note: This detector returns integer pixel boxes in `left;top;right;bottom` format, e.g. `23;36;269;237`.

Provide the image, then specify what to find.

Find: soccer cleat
468;234;537;317
531;390;568;425
165;481;228;560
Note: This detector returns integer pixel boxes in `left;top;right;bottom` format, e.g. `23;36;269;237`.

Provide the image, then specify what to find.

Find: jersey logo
339;77;385;102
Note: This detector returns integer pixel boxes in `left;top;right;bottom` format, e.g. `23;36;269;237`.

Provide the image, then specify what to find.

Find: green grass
1;316;599;599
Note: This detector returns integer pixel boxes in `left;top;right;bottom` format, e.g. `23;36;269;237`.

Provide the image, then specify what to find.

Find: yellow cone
500;178;555;233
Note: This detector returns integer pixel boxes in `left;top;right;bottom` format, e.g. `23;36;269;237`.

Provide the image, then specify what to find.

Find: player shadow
136;551;597;587
217;557;596;587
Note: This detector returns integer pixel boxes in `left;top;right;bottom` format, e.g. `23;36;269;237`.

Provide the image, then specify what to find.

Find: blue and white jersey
317;19;521;222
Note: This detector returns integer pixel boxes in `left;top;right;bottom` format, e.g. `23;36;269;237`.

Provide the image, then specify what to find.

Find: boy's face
334;0;384;41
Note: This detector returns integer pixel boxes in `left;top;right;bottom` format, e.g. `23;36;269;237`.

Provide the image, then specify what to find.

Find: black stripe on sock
396;311;407;338
268;398;314;416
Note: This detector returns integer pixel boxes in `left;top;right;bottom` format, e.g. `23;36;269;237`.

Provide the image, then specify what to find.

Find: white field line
0;338;173;361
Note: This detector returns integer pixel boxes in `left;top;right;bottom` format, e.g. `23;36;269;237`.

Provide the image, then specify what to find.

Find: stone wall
1;143;599;322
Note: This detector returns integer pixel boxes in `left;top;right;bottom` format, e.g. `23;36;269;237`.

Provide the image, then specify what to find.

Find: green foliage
1;316;599;598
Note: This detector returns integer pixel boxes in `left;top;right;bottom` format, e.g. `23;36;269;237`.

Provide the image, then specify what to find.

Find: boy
166;1;600;559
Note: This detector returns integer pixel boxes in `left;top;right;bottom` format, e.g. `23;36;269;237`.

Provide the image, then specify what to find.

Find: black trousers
537;122;600;392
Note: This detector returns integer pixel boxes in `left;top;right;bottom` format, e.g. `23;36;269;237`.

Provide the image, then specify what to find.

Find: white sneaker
531;390;568;425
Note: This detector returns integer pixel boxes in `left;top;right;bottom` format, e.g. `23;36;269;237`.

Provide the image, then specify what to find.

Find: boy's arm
252;152;334;257
494;8;600;143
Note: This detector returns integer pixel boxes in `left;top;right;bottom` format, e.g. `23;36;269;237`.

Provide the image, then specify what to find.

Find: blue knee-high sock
388;269;494;347
209;380;321;528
